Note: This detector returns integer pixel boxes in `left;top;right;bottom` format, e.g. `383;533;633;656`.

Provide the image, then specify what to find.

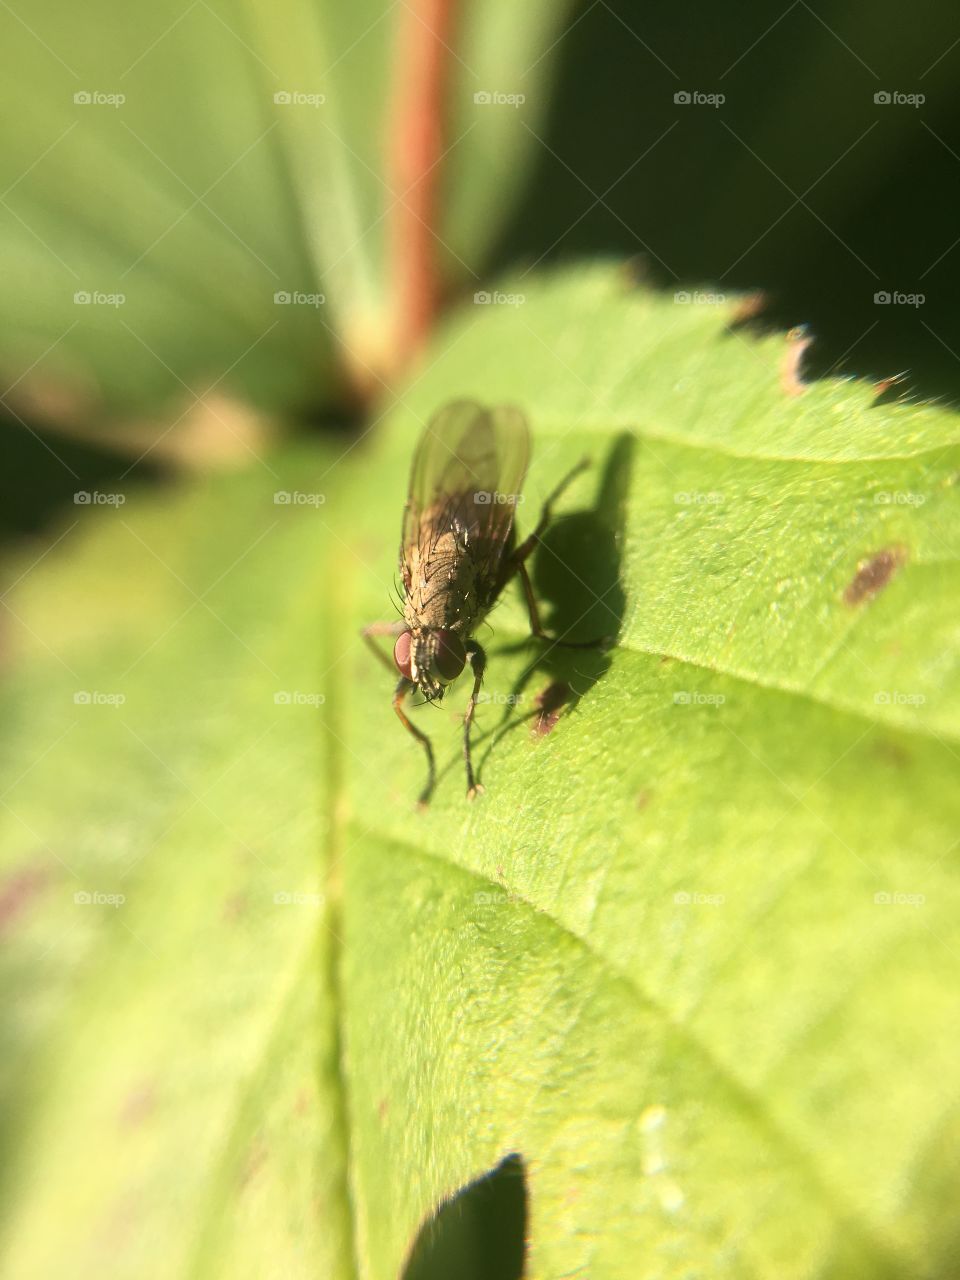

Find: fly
363;399;601;806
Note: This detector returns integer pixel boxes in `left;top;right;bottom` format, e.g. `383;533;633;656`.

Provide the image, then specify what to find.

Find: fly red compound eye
433;630;466;684
393;630;413;680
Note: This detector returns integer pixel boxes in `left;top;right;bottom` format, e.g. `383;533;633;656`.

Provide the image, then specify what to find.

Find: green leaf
2;264;959;1277
0;456;351;1278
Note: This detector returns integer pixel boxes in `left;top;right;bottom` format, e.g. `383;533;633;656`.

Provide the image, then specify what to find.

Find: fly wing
401;400;530;614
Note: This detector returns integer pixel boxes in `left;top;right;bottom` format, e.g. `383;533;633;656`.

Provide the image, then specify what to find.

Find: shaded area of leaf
402;1154;527;1280
478;431;632;775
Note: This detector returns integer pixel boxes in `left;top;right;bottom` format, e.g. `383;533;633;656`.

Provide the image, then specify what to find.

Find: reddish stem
389;0;457;370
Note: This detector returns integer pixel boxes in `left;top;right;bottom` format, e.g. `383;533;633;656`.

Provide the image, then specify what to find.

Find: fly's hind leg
508;459;608;649
511;457;590;565
393;677;436;809
515;559;605;649
463;641;487;799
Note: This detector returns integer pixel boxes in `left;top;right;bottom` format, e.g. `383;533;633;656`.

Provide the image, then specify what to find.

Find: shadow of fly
363;400;603;807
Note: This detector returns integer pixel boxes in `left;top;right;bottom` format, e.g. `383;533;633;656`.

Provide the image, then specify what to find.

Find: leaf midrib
349;829;908;1280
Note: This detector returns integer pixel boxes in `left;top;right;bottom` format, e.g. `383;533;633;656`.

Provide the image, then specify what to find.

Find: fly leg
366;623;435;807
508;459;607;649
514;559;605;649
512;456;590;564
393;677;436;808
463;640;486;800
361;619;406;673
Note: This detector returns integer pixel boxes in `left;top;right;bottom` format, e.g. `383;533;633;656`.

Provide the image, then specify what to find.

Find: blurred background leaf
4;0;960;536
0;0;575;437
0;451;352;1280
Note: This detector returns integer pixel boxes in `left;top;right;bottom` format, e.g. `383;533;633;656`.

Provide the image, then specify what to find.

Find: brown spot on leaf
240;1137;268;1187
118;1081;157;1129
532;681;570;737
844;546;907;606
635;789;652;811
222;892;248;923
378;1097;390;1122
874;739;911;769
0;862;52;937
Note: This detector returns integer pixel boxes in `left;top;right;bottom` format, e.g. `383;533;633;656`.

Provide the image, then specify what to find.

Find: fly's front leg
393;677;436;808
463;641;487;800
361;619;406;673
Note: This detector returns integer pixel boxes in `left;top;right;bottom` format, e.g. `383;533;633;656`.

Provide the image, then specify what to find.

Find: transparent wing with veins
400;401;530;628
